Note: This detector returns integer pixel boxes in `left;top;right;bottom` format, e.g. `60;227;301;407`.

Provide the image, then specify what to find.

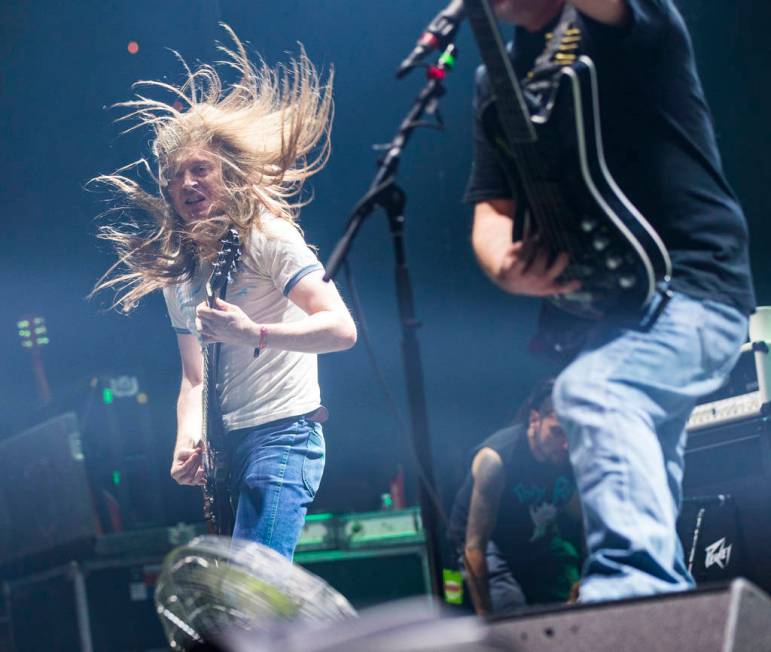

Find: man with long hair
93;28;356;558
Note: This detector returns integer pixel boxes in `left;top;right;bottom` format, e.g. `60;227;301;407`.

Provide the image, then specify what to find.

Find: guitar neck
464;0;537;145
465;0;572;247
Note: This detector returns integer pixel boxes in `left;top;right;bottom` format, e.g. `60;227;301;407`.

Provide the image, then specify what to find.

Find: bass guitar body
480;56;671;319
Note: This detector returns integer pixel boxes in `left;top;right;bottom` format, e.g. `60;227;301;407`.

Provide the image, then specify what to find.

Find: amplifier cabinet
296;544;431;609
0;413;97;567
683;415;771;595
4;557;168;652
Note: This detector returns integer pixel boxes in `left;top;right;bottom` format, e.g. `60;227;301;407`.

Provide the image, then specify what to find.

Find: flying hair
91;25;334;312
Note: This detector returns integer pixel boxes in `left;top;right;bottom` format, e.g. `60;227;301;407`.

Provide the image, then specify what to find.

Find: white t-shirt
162;215;323;432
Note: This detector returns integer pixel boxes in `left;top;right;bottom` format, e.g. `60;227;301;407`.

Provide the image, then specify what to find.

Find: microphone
396;0;465;78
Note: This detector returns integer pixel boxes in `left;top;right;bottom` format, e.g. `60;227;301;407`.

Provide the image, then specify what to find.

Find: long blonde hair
92;25;333;312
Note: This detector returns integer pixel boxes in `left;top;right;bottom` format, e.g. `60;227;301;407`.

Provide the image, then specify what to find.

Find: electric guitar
464;0;671;319
201;228;241;535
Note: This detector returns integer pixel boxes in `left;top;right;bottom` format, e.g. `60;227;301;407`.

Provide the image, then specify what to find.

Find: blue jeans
227;415;325;559
458;542;527;612
552;292;747;602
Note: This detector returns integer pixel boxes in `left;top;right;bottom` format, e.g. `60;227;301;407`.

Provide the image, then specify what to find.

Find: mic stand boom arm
323;45;459;598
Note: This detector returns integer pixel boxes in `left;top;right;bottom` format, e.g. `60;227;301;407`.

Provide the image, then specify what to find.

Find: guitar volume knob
605;254;623;271
619;275;637;289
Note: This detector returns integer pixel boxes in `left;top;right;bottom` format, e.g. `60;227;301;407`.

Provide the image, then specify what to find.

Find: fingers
499;242;581;297
195;311;225;344
195;316;212;339
171;447;203;485
543;252;581;294
516;234;548;275
196;304;228;321
551;278;582;295
213;297;233;310
196;300;236;342
195;317;217;344
175;447;196;462
197;298;232;314
543;251;570;283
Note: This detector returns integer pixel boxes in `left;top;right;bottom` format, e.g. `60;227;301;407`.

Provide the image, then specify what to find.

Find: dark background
1;1;769;527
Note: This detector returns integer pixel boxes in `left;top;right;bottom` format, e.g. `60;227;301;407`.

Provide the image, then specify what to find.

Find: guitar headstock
17;316;49;351
207;228;241;300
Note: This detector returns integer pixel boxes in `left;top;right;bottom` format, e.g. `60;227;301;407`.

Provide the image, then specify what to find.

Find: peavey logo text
704;537;733;570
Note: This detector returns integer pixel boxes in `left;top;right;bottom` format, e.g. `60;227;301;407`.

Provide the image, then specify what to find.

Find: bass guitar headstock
206;228;241;302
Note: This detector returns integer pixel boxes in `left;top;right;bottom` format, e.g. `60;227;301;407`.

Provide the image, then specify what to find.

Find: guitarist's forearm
472;200;516;287
250;311;357;354
175;377;203;449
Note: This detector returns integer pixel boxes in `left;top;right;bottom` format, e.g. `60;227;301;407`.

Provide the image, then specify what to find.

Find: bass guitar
464;0;671;319
201;228;241;535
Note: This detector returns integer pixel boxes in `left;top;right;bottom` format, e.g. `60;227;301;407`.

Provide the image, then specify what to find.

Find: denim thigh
228;416;325;559
553;292;747;601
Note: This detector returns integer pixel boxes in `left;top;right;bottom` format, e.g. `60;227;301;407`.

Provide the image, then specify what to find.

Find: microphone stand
324;44;459;598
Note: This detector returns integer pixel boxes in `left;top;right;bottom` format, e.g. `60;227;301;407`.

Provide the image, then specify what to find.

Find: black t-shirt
465;0;755;315
448;425;581;601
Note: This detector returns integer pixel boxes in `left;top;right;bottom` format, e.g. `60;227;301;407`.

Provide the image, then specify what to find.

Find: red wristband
254;326;268;358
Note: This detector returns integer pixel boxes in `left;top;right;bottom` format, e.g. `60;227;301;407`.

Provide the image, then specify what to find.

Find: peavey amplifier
682;309;771;593
678;495;746;586
683;415;771;594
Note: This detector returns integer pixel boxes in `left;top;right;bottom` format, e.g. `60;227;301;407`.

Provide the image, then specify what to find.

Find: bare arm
170;333;205;486
259;269;358;353
471;200;579;297
196;270;357;353
464;447;505;616
571;0;631;27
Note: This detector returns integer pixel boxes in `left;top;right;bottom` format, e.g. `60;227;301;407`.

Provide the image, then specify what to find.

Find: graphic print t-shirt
162;214;324;432
449;425;581;574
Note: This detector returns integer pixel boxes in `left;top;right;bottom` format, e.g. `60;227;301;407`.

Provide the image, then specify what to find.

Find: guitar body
480;56;671;318
464;0;671;320
201;229;241;536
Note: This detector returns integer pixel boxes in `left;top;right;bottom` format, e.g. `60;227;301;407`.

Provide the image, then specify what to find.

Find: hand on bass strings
494;239;581;297
472;201;580;298
196;297;257;346
171;443;204;485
